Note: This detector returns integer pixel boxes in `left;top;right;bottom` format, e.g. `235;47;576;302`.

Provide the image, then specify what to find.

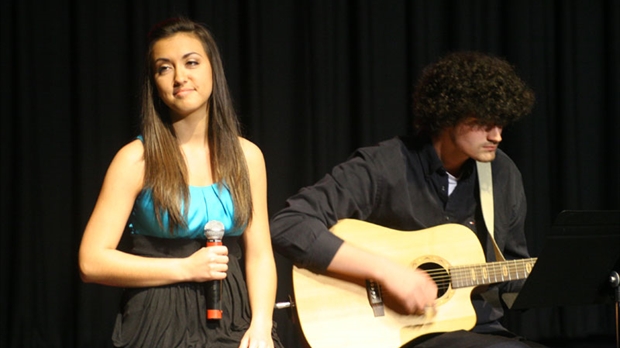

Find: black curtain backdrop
1;1;619;347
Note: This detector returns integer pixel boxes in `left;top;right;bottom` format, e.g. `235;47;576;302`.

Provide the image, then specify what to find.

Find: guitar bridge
365;279;385;317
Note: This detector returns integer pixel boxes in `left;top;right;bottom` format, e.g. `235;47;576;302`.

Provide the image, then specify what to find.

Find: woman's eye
187;60;199;67
157;65;171;74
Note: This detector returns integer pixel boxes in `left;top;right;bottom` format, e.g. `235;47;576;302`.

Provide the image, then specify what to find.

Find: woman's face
151;32;213;119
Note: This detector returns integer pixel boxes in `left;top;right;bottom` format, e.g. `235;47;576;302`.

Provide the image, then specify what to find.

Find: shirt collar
417;139;475;179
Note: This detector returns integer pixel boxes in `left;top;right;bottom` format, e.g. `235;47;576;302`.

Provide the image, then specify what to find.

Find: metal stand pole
610;271;620;348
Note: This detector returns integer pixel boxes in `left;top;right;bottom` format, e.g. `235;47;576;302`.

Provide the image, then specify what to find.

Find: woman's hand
238;321;275;348
184;245;229;282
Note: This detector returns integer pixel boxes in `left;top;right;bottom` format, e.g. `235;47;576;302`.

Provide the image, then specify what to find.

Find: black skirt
112;235;283;348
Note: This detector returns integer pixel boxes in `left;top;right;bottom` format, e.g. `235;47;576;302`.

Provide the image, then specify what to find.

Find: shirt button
445;216;450;221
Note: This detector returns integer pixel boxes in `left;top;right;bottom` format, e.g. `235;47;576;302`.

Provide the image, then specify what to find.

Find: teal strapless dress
112;184;282;348
129;183;242;239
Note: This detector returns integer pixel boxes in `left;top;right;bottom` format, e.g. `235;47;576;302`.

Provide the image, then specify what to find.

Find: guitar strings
422;260;536;277
420;258;537;286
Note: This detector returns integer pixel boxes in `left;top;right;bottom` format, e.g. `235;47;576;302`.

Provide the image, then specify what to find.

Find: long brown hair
141;17;252;234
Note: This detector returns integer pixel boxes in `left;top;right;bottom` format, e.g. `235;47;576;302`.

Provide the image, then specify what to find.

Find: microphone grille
204;220;225;239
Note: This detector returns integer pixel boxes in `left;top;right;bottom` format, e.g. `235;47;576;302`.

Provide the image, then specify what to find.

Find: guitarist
270;51;547;348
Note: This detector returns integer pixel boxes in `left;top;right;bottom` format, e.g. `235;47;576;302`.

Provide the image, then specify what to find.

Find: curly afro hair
412;51;535;138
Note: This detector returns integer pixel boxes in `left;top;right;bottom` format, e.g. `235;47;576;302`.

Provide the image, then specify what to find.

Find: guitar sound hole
419;262;450;297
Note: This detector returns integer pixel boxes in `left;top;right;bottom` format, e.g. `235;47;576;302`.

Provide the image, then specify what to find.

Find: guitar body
292;219;487;348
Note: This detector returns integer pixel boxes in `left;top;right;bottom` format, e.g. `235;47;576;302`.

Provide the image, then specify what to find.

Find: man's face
449;118;503;163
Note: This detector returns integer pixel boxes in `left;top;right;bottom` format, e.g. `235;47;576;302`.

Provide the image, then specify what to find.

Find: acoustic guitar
292;219;536;347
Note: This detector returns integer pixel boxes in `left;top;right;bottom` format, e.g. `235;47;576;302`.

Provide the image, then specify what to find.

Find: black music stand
502;210;620;348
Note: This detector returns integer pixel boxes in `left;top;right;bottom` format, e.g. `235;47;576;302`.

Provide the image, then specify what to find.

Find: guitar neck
449;258;537;289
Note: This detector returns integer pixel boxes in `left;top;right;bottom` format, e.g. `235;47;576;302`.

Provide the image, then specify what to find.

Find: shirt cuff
304;229;345;272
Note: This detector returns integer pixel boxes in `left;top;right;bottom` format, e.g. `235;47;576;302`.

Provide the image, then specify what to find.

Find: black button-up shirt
270;135;530;328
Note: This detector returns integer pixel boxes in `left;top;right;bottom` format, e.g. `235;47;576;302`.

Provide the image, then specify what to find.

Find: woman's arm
78;139;228;288
239;138;278;348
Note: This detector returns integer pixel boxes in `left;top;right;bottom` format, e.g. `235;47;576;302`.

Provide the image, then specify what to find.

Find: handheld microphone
204;220;225;320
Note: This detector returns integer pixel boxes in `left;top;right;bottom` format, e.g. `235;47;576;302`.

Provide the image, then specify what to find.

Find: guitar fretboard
449;258;537;289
